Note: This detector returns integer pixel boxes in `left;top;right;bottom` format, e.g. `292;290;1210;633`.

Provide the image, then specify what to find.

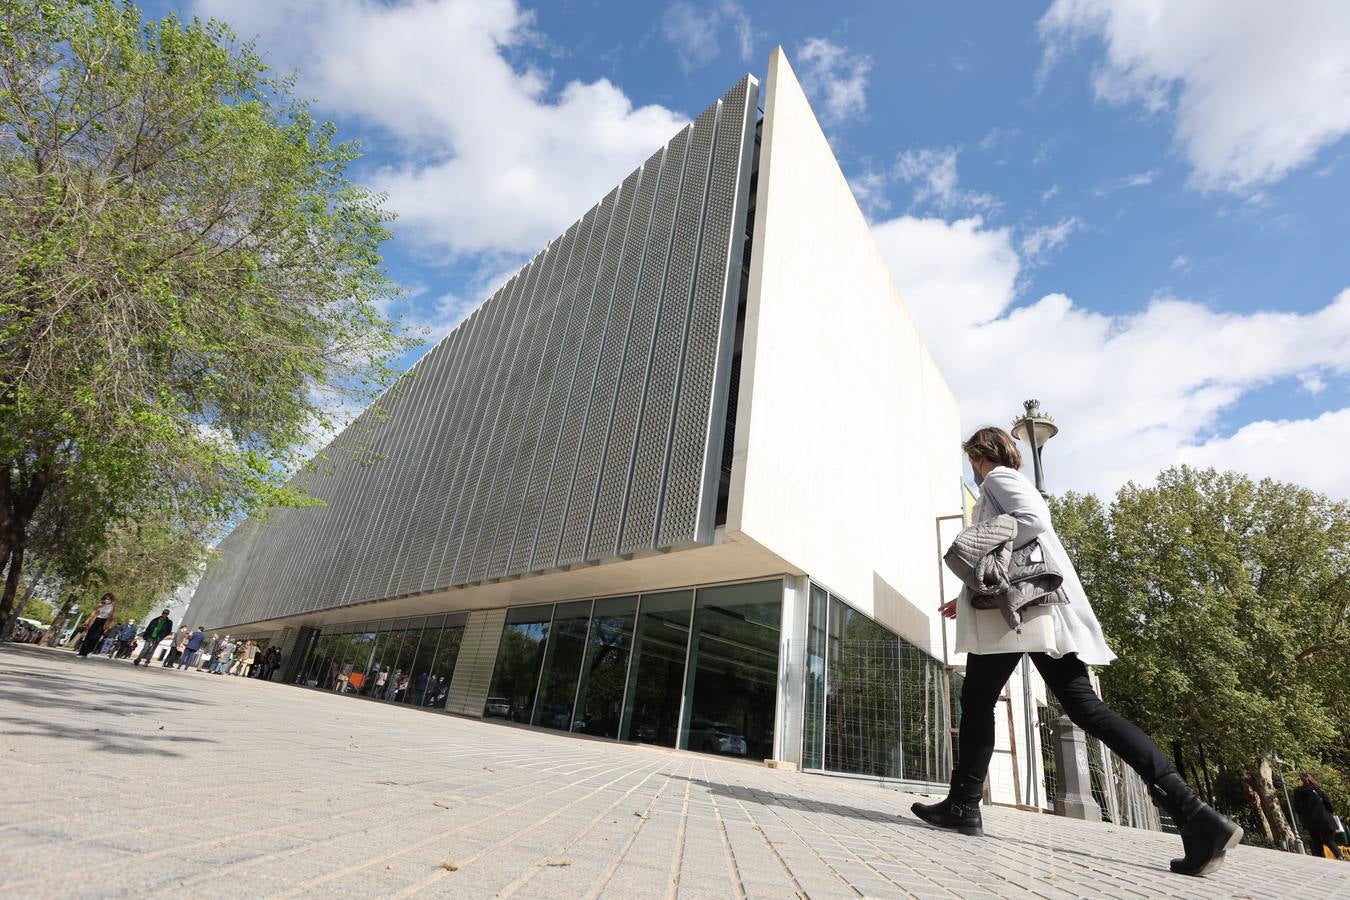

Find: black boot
1151;772;1243;876
911;772;985;837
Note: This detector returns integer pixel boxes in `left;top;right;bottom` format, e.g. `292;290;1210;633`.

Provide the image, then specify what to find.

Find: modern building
188;50;965;789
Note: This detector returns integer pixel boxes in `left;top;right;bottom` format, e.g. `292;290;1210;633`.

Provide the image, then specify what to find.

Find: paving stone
3;644;1347;900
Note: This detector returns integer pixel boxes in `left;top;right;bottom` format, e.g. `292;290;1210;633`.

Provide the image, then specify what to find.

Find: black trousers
1309;831;1344;860
77;619;108;657
957;652;1176;787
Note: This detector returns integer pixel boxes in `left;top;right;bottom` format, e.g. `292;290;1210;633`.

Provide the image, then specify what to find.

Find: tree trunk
0;543;23;629
1243;780;1274;843
0;560;46;641
1248;757;1296;850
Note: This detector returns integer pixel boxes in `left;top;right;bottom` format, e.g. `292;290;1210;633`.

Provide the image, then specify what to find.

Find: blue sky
155;0;1350;499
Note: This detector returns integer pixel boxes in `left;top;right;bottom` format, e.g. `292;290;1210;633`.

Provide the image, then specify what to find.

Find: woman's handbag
958;597;1058;655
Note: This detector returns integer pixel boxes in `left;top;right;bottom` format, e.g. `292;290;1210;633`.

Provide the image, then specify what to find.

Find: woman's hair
962;426;1023;470
99;592;115;603
1299;772;1321;788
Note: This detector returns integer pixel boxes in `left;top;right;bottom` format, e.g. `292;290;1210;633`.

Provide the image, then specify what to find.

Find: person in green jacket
133;609;174;666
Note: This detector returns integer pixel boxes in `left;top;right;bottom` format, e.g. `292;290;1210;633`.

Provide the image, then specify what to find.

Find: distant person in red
76;593;116;658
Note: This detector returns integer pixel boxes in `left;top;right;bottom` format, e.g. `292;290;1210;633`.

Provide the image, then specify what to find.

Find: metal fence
1038;708;1161;831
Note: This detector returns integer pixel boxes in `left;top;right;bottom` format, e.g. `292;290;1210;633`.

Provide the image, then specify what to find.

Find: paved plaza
0;645;1344;899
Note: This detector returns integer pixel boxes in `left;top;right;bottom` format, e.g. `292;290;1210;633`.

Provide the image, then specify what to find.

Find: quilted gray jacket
944;513;1068;631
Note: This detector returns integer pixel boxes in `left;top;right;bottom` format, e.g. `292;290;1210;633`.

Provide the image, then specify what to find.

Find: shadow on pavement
0;713;217;757
669;774;932;831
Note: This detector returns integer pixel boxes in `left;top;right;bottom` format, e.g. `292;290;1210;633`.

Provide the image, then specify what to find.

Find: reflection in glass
486;605;552;721
385;622;420;702
573;596;637;739
427;622;463;709
824;597;900;778
621;590;692;748
404;616;441;706
532;601;592;731
802;585;828;769
680;580;782;761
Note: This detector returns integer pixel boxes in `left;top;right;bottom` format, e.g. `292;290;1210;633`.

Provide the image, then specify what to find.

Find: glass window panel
486;604;553;722
573;596;638;739
620;590;693;748
427;625;463;709
384;626;419;702
404;625;437;706
802;584;828;769
823;596;900;778
352;630;381;694
531;600;593;731
899;640;936;782
681;580;782;761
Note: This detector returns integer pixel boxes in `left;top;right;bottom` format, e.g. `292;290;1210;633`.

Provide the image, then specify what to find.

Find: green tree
1051;467;1350;848
0;1;411;625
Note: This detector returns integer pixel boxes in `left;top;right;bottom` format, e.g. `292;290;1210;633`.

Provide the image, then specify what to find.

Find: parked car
686;719;748;756
484;696;512;718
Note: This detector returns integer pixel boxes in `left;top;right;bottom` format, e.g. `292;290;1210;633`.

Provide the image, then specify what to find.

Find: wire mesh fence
1037;706;1161;831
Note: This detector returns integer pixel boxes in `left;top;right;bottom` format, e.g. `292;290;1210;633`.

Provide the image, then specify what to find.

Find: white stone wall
729;47;963;661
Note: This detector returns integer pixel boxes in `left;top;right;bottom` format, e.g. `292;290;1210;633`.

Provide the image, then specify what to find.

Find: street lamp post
1011;399;1058;499
1008;400;1098;819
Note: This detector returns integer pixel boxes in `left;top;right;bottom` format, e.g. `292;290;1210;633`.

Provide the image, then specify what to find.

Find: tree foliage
1051;467;1350;846
0;1;410;623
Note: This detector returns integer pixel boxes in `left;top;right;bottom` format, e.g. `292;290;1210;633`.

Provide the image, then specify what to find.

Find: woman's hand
940;598;958;620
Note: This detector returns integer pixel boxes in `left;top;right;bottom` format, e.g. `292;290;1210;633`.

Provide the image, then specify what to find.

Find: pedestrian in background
1293;773;1345;860
913;427;1241;877
113;620;138;658
76;593;116;658
134;609;174;666
162;627;189;667
212;636;236;674
179;627;207;670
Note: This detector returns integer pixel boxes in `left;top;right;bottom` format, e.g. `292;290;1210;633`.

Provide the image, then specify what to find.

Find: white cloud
796;37;871;126
1020;216;1081;261
894;147;999;214
1092;169;1157;196
661;2;753;72
848;166;891;217
873;215;1350;500
1040;0;1350;193
1170;254;1191;273
191;0;687;258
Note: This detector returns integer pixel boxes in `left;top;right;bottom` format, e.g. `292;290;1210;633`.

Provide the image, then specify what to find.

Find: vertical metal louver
188;76;759;630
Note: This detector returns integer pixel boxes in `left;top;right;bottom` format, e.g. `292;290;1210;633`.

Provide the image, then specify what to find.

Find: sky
153;0;1350;502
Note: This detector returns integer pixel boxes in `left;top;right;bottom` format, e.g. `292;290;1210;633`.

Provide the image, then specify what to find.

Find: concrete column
1052;715;1102;821
771;575;809;768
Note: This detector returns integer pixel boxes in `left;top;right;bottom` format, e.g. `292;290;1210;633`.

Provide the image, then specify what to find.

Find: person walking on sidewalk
911;427;1242;877
178;627;207;670
1293;773;1345;860
134;609;174;666
76;594;117;658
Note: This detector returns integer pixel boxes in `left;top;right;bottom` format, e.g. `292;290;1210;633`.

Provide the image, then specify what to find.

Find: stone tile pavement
1;644;1345;899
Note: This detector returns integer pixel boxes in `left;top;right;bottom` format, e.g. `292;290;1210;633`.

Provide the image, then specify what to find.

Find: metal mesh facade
190;77;759;631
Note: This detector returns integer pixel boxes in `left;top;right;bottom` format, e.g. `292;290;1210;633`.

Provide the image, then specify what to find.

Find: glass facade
573;596;638;739
680;580;781;761
293;612;467;710
284;576;948;780
804;584;953;784
289;580;784;761
486;605;553;722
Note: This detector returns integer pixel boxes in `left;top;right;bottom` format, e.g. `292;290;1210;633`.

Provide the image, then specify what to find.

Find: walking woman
912;427;1242;876
76;593;117;658
1293;773;1345;860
